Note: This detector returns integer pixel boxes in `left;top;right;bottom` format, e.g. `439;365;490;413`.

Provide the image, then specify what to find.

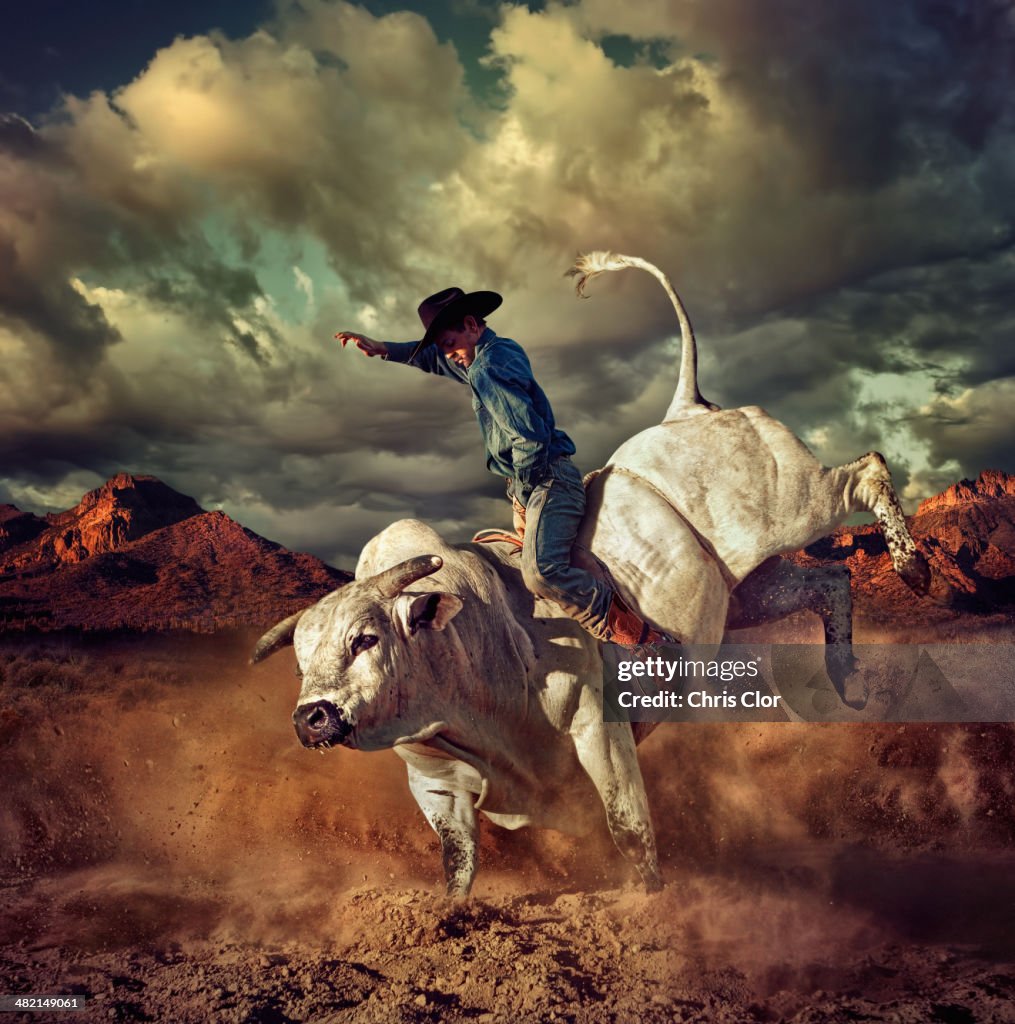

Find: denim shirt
383;327;576;503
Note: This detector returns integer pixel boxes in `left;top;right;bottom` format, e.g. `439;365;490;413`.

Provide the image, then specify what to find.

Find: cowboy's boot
604;591;665;646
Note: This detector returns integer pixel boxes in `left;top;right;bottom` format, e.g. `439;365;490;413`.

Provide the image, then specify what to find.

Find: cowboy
336;286;661;646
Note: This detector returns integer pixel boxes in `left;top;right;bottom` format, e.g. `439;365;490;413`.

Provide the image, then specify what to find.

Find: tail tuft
564;251;630;297
562;248;718;415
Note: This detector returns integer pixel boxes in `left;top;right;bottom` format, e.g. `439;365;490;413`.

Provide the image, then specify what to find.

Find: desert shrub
5;655;87;692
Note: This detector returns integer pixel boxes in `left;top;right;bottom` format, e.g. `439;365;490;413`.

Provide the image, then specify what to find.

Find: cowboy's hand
335;331;387;357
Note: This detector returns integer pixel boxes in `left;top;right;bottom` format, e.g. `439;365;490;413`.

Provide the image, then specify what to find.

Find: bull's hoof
832;669;869;711
915;539;978;609
826;649;859;688
639;868;664;894
842;690;869;712
899;552;931;596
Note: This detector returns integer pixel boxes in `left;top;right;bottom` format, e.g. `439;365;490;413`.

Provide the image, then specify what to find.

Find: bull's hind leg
840;452;930;594
728;557;865;709
406;766;478;897
571;691;662;892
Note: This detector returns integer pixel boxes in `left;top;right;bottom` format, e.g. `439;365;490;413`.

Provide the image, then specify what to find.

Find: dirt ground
1;626;1014;1023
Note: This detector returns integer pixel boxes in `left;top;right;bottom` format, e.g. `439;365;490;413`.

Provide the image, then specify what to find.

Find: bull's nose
293;699;350;748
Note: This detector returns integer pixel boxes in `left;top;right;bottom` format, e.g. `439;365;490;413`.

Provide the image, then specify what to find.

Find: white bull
254;522;661;895
252;252;944;895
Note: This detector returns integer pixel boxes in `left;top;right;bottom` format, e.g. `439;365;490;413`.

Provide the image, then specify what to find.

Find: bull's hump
356;519;453;579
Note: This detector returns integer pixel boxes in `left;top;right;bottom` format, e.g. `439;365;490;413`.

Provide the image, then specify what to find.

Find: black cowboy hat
409;286;502;361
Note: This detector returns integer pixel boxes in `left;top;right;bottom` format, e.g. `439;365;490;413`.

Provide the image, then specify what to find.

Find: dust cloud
1;630;1014;1021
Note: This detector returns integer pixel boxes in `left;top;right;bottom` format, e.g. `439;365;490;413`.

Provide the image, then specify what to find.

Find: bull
252;252;947;895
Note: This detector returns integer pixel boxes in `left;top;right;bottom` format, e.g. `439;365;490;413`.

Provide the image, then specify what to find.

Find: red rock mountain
0;505;47;552
916;469;1015;515
0;474;351;632
787;469;1015;626
2;474;203;574
1;470;1011;634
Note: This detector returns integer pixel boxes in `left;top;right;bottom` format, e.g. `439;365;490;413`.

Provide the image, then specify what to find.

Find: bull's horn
370;555;443;598
251;609;306;664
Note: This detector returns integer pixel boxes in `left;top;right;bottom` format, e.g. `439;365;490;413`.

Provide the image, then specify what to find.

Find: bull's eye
351;634;379;658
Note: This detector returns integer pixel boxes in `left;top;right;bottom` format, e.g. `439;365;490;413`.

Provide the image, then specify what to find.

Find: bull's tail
565;251;718;418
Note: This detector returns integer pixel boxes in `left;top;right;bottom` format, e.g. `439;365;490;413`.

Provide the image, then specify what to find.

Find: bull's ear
396;591;464;636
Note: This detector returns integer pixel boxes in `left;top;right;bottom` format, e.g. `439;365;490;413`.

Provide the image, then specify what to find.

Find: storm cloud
0;0;1012;564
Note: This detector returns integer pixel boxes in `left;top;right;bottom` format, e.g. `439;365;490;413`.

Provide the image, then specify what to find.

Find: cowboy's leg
520;458;613;636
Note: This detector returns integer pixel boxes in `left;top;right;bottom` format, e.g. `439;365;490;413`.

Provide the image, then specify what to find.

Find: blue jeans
518;458;613;638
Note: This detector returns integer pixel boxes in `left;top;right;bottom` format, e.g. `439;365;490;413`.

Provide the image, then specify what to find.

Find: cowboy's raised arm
335;331;387;357
382;340;444;374
336;331;455;378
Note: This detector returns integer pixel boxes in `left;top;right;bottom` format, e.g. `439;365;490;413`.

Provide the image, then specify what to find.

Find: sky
1;0;1013;567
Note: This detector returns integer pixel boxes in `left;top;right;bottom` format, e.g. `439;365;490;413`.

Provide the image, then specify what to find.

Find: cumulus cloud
0;0;1012;563
912;379;1015;482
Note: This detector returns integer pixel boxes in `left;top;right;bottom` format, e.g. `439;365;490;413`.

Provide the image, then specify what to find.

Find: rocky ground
4;874;1015;1024
2;627;1014;1023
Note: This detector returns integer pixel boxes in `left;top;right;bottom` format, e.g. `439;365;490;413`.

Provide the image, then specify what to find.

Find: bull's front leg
406;765;478;897
728;557;865;709
571;692;662;892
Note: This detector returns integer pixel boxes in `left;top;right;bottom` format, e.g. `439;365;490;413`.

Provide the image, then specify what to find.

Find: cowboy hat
409;287;502;361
